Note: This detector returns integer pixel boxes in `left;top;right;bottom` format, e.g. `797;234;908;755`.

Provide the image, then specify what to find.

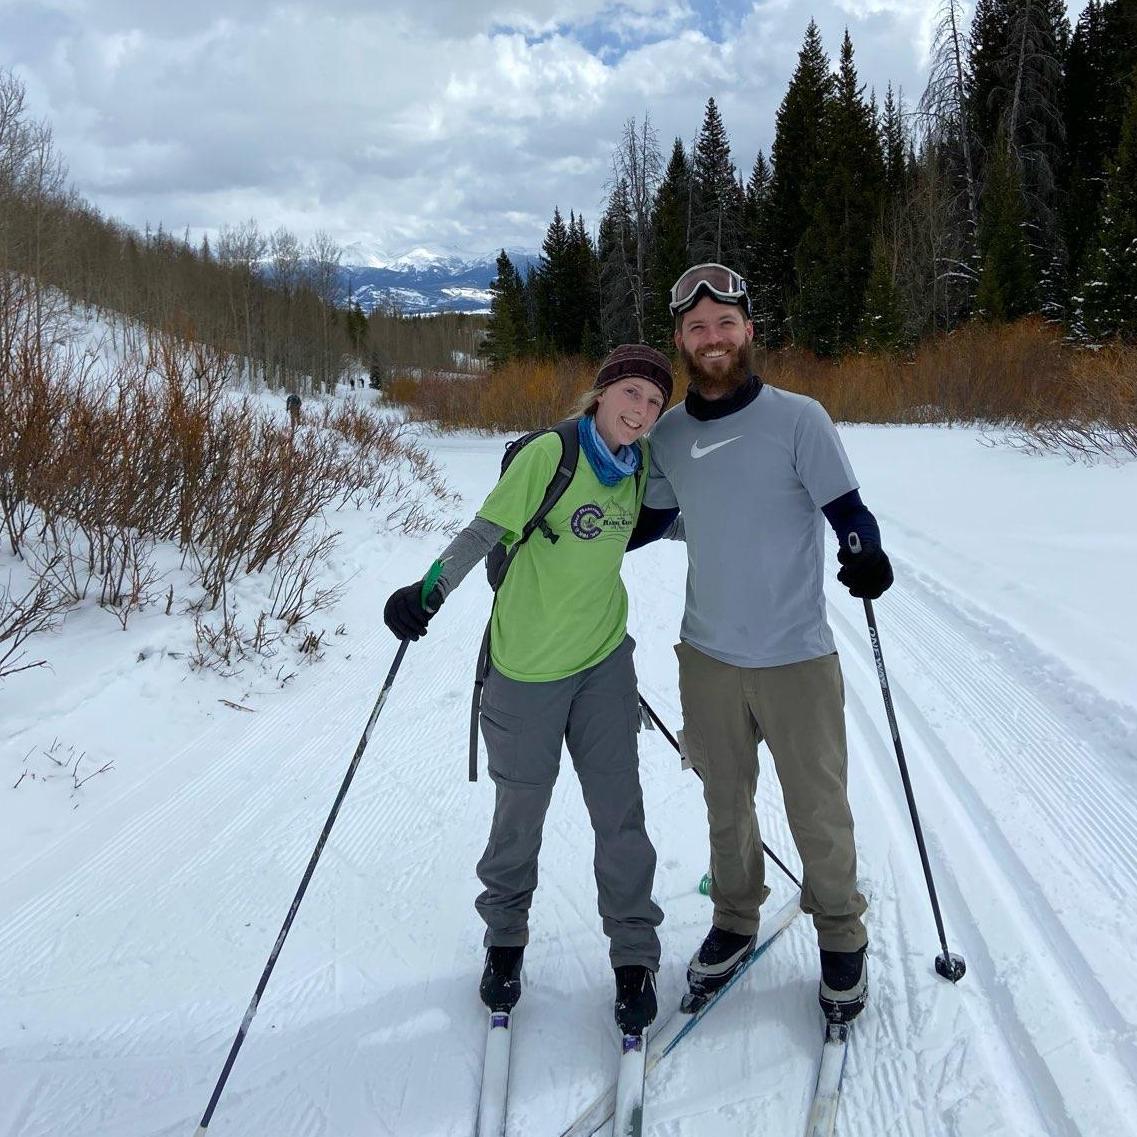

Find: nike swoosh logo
690;436;743;459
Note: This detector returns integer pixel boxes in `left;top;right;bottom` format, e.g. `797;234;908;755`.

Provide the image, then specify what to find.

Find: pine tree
345;301;368;354
882;84;908;203
793;30;886;355
741;150;779;349
1064;0;1112;277
480;250;528;366
968;0;1070;312
1078;78;1137;340
976;131;1037;319
567;212;601;357
863;85;913;349
644;138;691;350
1063;0;1137;281
861;230;908;350
690;98;743;266
968;0;1012;161
534;207;571;355
769;20;835;340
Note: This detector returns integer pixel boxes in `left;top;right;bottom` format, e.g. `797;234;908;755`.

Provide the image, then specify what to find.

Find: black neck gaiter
685;373;764;421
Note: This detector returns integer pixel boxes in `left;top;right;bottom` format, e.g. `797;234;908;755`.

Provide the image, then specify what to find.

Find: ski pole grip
421;559;445;609
848;532;862;555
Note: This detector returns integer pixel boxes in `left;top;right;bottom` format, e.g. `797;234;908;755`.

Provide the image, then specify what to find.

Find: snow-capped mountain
337;247;539;315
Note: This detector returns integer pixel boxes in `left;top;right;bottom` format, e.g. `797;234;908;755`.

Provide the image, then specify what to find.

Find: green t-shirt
477;431;647;682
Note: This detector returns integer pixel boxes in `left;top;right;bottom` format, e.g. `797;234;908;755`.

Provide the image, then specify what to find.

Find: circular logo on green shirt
571;503;604;539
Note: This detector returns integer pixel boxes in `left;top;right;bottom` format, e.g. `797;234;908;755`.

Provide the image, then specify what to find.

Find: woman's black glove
383;580;443;641
836;542;894;600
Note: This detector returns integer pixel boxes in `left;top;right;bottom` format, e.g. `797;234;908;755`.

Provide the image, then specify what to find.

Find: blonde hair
571;390;600;418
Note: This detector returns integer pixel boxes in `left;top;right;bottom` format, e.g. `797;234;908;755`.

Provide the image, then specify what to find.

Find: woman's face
593;376;665;450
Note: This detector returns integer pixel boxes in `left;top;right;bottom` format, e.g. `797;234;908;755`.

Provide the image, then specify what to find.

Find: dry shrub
761;318;1073;425
389;322;1135;460
268;529;343;630
1009;341;1137;460
0;563;71;678
1;300;462;676
391;357;597;433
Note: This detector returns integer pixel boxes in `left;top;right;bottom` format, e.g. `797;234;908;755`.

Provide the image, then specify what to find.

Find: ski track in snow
829;547;1137;1137
2;432;1135;1137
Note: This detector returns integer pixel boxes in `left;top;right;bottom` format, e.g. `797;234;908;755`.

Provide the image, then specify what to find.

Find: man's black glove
836;542;894;600
383;580;443;641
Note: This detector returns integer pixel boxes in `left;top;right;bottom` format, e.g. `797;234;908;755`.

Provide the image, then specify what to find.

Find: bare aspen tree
217;219;267;386
305;230;342;391
605;114;663;342
920;0;980;243
0;70;70;355
269;227;304;388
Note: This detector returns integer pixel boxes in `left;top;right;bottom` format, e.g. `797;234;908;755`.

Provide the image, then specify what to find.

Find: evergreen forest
481;2;1137;365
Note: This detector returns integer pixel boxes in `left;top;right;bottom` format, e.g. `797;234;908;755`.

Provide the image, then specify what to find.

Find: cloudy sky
1;1;1089;264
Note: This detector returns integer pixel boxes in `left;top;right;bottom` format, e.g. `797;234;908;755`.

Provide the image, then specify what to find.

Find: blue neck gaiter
578;415;640;487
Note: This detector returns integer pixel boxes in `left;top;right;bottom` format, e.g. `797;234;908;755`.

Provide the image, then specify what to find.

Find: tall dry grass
387;356;598;433
390;319;1137;459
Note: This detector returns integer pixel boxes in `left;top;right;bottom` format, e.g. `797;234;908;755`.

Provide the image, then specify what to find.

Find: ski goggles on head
668;263;751;318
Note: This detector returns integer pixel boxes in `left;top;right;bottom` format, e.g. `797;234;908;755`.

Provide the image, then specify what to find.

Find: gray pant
475;636;663;970
676;642;867;952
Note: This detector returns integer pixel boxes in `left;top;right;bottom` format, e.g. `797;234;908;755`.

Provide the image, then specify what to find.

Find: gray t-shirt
645;384;857;668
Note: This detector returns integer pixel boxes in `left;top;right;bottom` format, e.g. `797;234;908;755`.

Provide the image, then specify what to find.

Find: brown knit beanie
594;343;673;405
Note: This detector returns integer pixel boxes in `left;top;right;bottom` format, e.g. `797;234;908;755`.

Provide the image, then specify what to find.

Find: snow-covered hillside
1;421;1135;1137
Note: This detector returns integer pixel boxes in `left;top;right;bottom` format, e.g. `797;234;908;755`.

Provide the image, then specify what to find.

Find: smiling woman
382;342;674;1044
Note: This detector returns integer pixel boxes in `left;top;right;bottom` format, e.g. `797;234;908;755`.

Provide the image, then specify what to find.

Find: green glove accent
421;559;445;610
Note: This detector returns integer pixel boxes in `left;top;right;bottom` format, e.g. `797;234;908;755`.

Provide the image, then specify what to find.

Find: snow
441;286;494;304
2;415;1136;1136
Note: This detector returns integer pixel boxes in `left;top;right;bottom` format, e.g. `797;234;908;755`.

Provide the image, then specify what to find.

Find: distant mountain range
336;246;539;316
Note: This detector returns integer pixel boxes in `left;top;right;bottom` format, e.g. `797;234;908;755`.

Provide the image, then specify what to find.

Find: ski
475;1009;513;1137
804;1020;850;1137
612;1032;647;1137
557;893;802;1137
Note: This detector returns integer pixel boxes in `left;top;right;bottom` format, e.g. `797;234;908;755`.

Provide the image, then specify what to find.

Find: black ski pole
847;533;965;983
637;692;803;891
193;638;411;1135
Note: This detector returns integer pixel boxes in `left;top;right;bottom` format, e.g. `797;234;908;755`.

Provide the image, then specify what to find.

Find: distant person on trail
382;344;673;1036
286;392;302;426
628;262;894;1024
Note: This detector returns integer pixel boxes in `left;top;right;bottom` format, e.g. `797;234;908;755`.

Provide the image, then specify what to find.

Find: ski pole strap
469;619;492;781
421;559;445;608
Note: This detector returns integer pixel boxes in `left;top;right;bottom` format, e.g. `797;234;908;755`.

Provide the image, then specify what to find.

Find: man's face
674;295;754;398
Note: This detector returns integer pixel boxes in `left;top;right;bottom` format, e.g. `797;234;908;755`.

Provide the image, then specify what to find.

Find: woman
383;344;673;1035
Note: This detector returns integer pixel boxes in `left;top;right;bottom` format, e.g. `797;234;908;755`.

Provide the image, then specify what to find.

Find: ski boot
818;944;868;1023
479;945;524;1012
614;965;657;1035
681;925;757;1012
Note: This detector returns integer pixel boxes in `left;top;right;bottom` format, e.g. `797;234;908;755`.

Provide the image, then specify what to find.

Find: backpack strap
489;418;580;589
471;418;580;781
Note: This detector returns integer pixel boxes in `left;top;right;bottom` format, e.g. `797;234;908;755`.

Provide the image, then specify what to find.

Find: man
631;263;893;1023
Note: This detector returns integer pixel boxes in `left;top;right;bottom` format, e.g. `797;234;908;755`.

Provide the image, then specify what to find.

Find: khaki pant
676;642;867;952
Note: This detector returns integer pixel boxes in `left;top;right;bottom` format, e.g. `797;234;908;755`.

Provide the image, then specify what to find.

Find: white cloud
0;0;995;261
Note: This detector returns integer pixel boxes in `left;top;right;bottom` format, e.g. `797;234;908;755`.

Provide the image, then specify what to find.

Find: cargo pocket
673;641;710;779
479;701;525;784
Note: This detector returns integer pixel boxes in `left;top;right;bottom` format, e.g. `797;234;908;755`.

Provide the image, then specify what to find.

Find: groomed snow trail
1;428;1134;1137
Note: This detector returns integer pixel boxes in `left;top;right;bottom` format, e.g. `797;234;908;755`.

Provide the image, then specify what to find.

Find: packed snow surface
2;420;1135;1136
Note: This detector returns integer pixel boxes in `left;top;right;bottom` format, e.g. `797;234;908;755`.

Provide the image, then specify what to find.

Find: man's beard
680;340;751;399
